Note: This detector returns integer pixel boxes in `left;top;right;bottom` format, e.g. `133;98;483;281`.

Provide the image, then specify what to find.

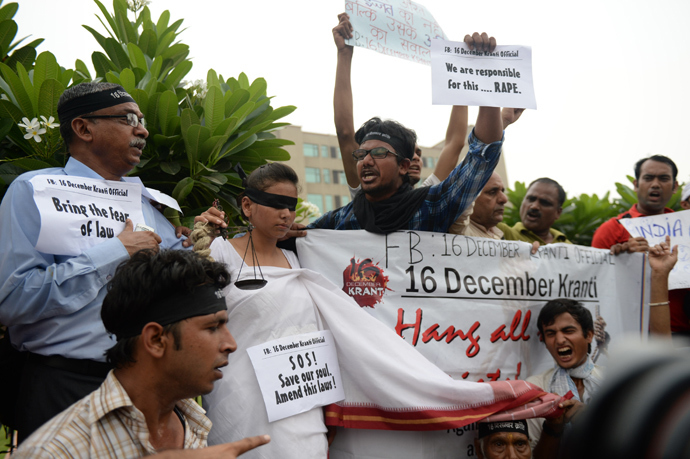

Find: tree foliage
0;0;295;227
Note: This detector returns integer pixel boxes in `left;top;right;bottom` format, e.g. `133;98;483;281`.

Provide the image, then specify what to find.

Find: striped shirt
14;371;211;458
308;128;503;232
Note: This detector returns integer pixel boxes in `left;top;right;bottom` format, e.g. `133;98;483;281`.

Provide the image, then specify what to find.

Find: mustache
527;209;541;218
130;138;146;149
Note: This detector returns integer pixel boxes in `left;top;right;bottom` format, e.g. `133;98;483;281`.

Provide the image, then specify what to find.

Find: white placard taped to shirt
29;174;146;256
247;330;344;422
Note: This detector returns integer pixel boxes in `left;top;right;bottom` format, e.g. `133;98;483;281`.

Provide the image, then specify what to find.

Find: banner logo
342;257;391;308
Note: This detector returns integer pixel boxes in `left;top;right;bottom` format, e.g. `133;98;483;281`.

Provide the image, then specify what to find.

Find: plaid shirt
308;129;502;232
14;371;211;458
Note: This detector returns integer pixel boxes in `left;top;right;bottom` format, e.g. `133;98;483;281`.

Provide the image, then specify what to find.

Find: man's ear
633;179;639;193
71;118;94;143
140;322;167;359
673;180;679;194
398;158;411;176
474;438;484;459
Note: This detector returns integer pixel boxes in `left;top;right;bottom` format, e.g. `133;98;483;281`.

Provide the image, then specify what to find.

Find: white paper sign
344;0;446;66
618;210;690;290
431;39;536;109
29;175;147;256
247;330;345;422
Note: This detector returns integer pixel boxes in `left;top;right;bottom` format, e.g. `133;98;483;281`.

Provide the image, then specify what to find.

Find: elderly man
499;178;571;245
591;155;689;338
453;172;508;238
0;82;199;439
13;249;270;458
474;420;532;459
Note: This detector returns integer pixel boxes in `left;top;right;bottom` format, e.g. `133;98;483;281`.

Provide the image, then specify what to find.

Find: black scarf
352;183;430;234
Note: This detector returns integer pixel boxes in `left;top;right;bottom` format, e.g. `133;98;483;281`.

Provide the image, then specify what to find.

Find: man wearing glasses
308;106;503;233
0;82;195;440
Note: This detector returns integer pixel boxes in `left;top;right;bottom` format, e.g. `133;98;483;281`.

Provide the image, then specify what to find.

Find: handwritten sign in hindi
431;39;536;109
247;330;344;422
344;0;446;66
618;210;690;290
29;175;147;256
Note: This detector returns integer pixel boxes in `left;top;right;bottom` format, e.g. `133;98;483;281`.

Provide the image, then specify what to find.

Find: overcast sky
19;0;690;197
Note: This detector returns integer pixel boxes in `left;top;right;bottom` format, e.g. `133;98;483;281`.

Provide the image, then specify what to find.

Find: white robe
203;238;562;459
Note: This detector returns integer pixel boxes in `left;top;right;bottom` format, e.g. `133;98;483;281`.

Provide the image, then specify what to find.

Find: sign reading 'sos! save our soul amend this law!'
29;175;146;256
247;331;344;422
431;38;536;109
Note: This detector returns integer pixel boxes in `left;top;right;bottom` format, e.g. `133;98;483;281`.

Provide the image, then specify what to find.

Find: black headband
245;188;297;211
58;86;136;126
478;420;529;439
360;131;411;160
112;284;227;341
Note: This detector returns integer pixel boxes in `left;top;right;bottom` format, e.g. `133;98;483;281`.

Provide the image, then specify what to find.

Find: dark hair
57;82;123;150
527;178;566;207
537;299;594;353
244;162;299;191
354;117;417;163
101;249;231;368
634;155;678;182
239;162;300;218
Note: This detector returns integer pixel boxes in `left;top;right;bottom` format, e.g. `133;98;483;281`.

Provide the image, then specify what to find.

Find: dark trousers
15;354;110;443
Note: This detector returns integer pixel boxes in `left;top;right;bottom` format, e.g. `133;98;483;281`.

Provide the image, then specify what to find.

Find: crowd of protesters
0;13;685;459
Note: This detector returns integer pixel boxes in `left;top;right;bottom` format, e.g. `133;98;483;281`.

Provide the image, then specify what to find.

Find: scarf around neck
352;182;430;234
549;355;602;403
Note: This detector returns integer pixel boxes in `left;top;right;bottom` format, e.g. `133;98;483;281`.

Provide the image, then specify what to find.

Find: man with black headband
0;82;204;439
14;249;270;458
308;105;502;233
475;420;532;459
311;26;503;234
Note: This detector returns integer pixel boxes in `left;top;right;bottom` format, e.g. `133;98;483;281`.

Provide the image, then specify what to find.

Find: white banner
618;209;690;290
344;0;446;66
247;331;344;422
29;175;146;256
431;39;536;109
296;230;647;458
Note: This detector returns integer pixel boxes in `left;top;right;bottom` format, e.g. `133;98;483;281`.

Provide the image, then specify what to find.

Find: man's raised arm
429;105;468;182
332;13;360;188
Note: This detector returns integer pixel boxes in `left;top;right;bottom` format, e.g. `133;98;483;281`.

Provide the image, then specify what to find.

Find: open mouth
360;169;378;183
557;346;572;357
648;191;661;200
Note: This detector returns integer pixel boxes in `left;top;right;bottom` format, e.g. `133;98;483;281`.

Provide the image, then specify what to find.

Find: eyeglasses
81;112;146;129
352;147;400;161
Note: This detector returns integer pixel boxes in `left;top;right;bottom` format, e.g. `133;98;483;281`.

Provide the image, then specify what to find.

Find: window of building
423;157;434;168
307;194;324;213
330;146;341;158
325;195;334;212
341;195;350;205
333;170;346;184
334;195;341;208
305;167;321;183
320;145;329;158
303;143;319;157
323;168;331;184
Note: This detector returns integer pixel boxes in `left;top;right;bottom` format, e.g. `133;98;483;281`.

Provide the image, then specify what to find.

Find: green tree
0;0;296;229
